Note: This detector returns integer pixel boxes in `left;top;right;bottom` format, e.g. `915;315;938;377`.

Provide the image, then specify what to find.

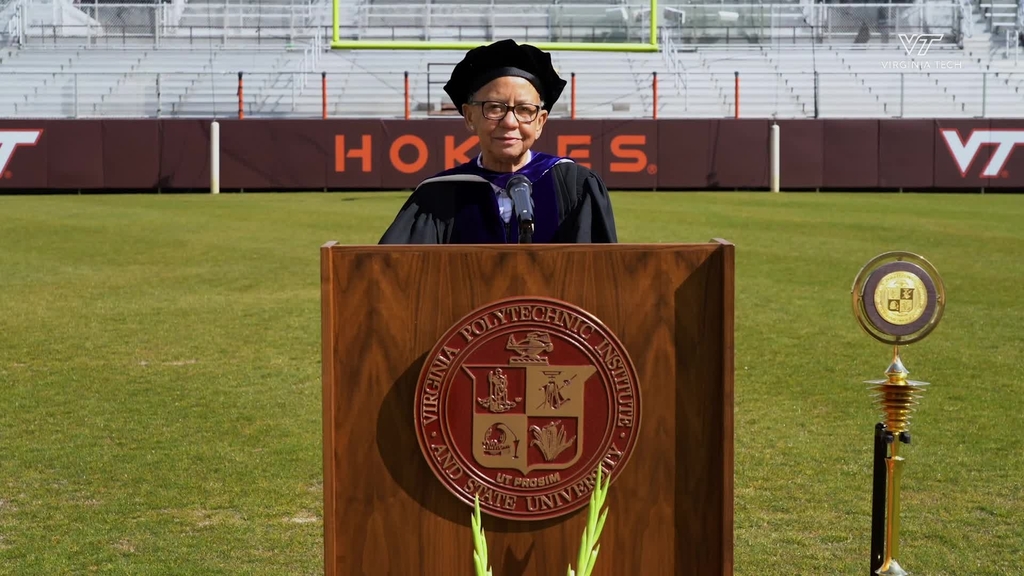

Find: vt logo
940;128;1024;178
898;33;944;57
0;129;42;177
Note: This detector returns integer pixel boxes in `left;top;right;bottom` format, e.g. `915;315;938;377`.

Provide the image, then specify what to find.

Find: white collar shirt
477;150;533;224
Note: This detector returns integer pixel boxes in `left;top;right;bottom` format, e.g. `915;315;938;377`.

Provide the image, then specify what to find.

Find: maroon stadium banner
2;118;1023;191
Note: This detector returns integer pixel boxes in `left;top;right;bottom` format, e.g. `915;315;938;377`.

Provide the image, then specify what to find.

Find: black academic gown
378;152;618;244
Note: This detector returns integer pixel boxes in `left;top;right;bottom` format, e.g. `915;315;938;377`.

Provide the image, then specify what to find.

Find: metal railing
979;1;1022;32
1;69;1021;119
1;0;968;47
10;22;970;48
347;1;965;45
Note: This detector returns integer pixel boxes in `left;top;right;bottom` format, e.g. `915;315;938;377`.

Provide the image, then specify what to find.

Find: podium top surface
321;239;734;252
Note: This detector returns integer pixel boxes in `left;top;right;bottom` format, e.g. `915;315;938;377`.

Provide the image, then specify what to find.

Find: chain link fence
1;0;19;44
76;0;161;37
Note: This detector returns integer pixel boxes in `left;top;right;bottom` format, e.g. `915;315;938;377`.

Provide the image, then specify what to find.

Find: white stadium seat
1;0;1021;118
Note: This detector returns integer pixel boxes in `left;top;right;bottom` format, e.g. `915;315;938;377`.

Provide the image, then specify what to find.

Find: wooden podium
321;241;735;576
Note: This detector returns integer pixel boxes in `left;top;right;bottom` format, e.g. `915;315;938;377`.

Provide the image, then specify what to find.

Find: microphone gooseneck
505;174;534;244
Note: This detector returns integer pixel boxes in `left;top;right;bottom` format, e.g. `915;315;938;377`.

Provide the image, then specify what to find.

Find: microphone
505;174;534;243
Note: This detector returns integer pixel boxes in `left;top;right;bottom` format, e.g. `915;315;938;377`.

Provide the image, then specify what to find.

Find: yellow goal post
330;0;659;52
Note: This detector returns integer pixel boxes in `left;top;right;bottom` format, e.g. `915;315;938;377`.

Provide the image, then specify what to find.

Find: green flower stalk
470;464;611;576
567;464;611;576
471;495;493;576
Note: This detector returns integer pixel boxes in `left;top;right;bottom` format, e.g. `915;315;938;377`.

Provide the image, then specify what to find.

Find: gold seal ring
873;270;929;326
851;251;946;345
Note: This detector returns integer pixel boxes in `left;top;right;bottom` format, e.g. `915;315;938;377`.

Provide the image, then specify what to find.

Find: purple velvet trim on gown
431;152;567;244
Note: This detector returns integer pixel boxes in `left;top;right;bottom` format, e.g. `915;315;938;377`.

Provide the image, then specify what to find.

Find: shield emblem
468;364;596;475
887;286;916;314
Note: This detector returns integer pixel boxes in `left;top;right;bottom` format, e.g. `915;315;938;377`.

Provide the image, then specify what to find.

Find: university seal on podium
414;296;642;521
851;251;946;345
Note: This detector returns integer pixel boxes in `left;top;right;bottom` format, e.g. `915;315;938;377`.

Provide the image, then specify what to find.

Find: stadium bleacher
0;0;1021;119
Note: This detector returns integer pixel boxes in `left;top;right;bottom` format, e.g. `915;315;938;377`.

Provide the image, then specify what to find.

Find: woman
378;39;619;244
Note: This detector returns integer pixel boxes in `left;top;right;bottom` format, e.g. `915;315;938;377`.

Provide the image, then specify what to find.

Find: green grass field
1;191;1022;575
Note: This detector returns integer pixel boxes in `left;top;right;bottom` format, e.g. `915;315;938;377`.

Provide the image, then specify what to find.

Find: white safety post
210;120;220;195
770;122;780;193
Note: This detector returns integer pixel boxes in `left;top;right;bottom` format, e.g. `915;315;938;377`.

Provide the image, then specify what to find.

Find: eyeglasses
471;101;543;122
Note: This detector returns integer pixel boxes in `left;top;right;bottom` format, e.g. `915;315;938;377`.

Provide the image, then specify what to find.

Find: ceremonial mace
851;252;945;576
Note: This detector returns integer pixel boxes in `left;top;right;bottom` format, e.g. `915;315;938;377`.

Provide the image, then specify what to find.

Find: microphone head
505;174;534;222
506;174;532;192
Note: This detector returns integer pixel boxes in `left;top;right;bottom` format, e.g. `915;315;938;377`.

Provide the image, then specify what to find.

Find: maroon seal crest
414;296;642;521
